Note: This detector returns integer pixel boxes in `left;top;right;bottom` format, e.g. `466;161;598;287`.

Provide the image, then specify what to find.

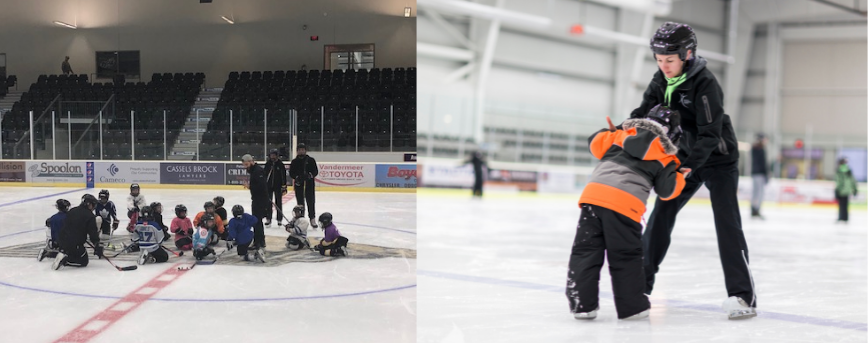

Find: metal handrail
12;93;61;149
71;94;115;149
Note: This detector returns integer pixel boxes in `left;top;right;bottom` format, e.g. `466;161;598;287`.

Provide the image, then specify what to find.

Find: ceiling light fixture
53;21;77;29
221;15;235;24
404;7;412;17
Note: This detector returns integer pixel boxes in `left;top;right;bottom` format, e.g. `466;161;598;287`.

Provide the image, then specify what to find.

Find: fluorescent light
404;7;412;17
221;16;235;24
53;21;77;29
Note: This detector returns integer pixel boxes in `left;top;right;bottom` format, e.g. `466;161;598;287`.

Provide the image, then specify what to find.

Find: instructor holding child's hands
629;22;756;320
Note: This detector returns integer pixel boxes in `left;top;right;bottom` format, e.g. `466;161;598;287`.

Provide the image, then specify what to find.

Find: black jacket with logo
289;155;319;186
264;159;287;189
630;56;739;170
247;163;269;211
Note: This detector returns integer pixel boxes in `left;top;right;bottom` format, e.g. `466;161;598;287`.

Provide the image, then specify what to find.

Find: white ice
417;189;867;343
0;187;415;342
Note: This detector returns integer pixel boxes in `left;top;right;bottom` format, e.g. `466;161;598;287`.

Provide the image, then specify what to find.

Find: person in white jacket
126;183;147;233
285;205;311;250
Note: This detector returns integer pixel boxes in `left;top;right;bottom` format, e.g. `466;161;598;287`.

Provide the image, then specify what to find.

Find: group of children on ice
41;183;349;269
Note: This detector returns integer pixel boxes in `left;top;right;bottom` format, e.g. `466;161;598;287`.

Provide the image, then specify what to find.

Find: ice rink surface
417;188;867;343
0;187;416;343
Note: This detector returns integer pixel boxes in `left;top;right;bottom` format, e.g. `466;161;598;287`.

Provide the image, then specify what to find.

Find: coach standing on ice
629;22;756;319
242;154;268;253
289;143;319;228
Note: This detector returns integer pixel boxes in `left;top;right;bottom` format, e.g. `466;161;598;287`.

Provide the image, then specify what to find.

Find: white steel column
473;0;504;145
764;23;782;178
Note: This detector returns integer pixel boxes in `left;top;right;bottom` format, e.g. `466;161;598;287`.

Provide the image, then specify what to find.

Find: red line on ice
53;263;188;343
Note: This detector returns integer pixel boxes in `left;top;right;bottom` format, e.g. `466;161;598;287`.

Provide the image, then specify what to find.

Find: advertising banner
419;164;475;188
160;163;224;185
486;169;538;192
225;163;250;186
537;171;579;194
94;162;161;184
375;164;417;188
26;161;86;183
316;164;375;188
0;161;26;182
86;162;95;188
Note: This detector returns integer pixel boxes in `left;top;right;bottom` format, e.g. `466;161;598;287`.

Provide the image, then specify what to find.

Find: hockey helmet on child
56;199;71;213
175;204;187;218
98;189;110;202
130;183;140;196
646;104;683;144
318;212;333;228
201;213;216;228
292;205;305;218
231;205;244;219
140;206;153;220
204;201;215;210
150;202;163;213
213;196;225;208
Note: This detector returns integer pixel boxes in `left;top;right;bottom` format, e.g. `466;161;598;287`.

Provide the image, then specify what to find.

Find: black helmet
56;199;71;213
175;204;187;217
318;212;333;228
231;204;244;218
204;201;215;210
269;149;279;157
201;213;216;227
646;104;683;144
650;22;697;61
81;194;98;207
292;205;305;218
140;205;153;220
213;196;225;207
130;183;140;195
149;202;162;213
98;189;110;201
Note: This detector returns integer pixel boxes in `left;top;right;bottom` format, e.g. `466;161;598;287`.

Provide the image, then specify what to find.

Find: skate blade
727;310;757;320
573;313;597;320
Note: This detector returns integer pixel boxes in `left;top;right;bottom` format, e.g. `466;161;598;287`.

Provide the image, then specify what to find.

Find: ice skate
264;219;272;227
255;248;266;263
52;253;68;271
310;220;318;229
137;251;150;265
37;248;48;261
573;306;598;320
622;309;650;320
722;296;756;320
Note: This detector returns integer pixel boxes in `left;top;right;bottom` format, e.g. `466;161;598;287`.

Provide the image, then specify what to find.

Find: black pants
236;240;252;256
294;180;316;220
99;218;112;235
837;195;849;221
319;236;348;255
148;247;169;263
60;244;89;267
251;204;267;248
642;161;755;306
472;175;483;197
175;236;192;250
267;187;284;222
567;204;649;318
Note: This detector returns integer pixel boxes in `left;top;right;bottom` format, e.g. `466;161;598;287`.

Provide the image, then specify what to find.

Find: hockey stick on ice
87;241;137;271
161;245;184;257
177;245;231;270
109;239;140;258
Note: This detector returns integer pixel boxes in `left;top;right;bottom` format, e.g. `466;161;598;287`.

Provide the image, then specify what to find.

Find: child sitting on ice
171;204;194;250
226;205;265;263
314;212;348;257
284;205;311;250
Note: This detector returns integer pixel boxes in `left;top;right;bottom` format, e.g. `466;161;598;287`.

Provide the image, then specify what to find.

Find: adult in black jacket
289;143;319;228
264;149;288;226
242;154;268;250
464;151;487;197
750;134;769;219
53;194;103;270
630;22;755;319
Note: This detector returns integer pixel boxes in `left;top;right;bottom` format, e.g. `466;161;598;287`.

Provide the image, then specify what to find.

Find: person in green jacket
835;157;858;223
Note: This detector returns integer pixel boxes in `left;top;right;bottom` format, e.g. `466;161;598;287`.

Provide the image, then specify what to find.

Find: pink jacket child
170;204;195;250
